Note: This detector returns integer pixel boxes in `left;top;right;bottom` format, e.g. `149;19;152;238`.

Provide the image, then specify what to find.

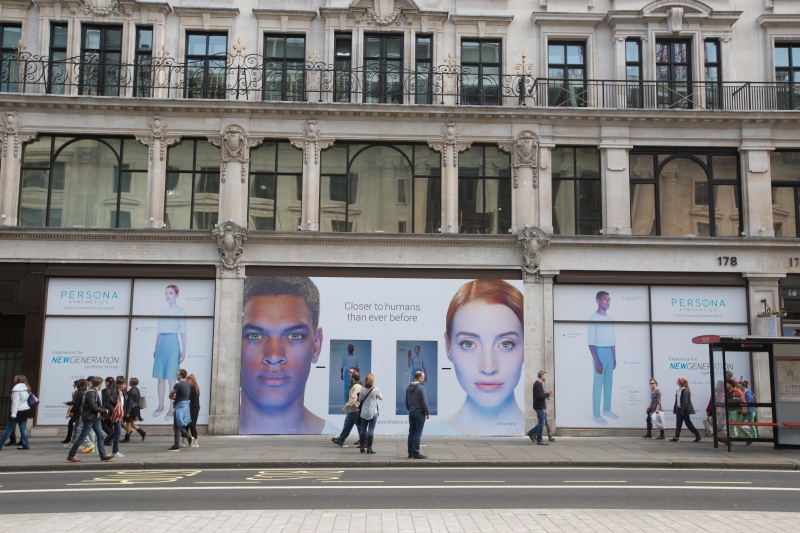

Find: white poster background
554;285;650;322
37;317;129;425
46;278;132;315
554;322;652;428
128;318;213;425
650;286;747;323
243;277;525;436
132;280;215;317
652;323;750;427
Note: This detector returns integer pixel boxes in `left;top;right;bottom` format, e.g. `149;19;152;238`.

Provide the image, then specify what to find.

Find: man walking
166;369;192;452
527;371;553;445
405;370;429;459
331;369;362;446
66;376;114;463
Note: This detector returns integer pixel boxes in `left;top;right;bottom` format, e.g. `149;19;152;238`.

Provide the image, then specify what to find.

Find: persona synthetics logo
59;289;120;304
670;298;726;311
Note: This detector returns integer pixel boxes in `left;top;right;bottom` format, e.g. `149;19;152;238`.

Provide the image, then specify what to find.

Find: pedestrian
0;375;32;450
62;380;79;444
103;377;127;457
166;369;192;452
543;393;556;443
527;371;553;445
644;378;665;439
671;377;701;442
65;379;87;448
123;378;146;442
181;374;200;448
738;381;757;444
66;376;114;463
357;373;382;454
77;376;98;454
101;376;116;438
724;381;743;438
405;370;430;459
331;369;362;446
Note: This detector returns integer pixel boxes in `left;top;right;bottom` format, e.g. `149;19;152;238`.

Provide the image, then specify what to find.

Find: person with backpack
123;377;146;442
66;376;114;463
103;377;127;457
0;375;33;450
357;373;382;454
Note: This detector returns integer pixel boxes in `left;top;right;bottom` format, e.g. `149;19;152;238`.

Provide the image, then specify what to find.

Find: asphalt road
0;467;798;514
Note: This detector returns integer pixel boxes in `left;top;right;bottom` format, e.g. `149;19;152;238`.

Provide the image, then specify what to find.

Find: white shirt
588;312;615;347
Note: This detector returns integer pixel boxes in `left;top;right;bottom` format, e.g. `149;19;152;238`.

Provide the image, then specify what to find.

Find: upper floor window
320;143;441;233
134;27;153;97
461;40;501;106
704;39;722;109
185;33;227;99
165;139;221;229
458;145;511;234
547;41;586;107
81;25;123;96
656;39;692;109
264;34;305;102
625;39;642;108
415;35;432;104
0;24;22;93
334;34;352;103
248;141;303;231
48;23;69;95
629;150;740;237
19;136;148;228
551;147;601;235
364;34;403;104
775;43;800;110
770;151;800;237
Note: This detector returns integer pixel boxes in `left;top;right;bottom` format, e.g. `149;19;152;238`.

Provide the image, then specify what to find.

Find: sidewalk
1;434;798;471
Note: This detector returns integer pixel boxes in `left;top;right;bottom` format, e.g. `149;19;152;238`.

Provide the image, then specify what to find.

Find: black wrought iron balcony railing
1;53;799;111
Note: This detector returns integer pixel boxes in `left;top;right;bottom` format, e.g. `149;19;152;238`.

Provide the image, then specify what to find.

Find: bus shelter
693;335;800;452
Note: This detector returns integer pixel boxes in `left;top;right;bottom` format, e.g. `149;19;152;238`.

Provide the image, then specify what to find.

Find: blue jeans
359;415;378;438
675;411;699;439
0;416;29;448
67;419;107;459
335;411;359;443
592;346;614;417
529;408;547;443
408;411;426;456
104;421;122;454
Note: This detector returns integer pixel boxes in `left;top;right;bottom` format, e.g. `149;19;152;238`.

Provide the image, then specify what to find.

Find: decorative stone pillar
600;144;634;235
740;147;775;237
428;123;471;234
135;116;180;229
209;125;265;229
516;227;553;434
208;221;247;435
290;120;335;231
538;144;555;233
499;131;540;233
0;112;37;226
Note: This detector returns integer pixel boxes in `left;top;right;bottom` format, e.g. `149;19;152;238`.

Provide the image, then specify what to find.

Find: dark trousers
65;418;75;442
173;415;189;447
335;411;359;443
104;421;122;454
67;419;106;459
675;411;699;439
408;411;426;456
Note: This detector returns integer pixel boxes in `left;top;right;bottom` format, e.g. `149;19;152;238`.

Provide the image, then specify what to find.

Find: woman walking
62;380;79;444
103;377;127;457
358;373;383;454
671;377;701;442
123;378;146;442
644;378;664;439
181;374;200;448
66;380;87;447
738;381;757;444
0;375;32;450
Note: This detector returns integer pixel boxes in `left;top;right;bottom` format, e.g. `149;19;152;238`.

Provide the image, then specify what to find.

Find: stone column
208;222;247;435
600;145;634;235
744;273;785;422
136;116;180;229
499;131;540;233
209;125;266;229
740;147;775;237
428;123;470;234
290;120;335;231
0;112;36;226
538;144;554;233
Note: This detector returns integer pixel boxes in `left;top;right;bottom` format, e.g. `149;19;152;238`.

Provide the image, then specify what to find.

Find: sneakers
193;442;199;448
114;452;125;457
66;457;81;463
331;438;343;447
669;438;679;442
82;445;96;454
100;455;115;462
166;445;180;452
693;435;702;443
17;446;30;450
179;443;188;448
537;441;549;445
411;454;427;459
186;436;193;448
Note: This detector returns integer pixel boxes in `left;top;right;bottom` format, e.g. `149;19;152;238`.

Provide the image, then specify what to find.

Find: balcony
2;53;799;111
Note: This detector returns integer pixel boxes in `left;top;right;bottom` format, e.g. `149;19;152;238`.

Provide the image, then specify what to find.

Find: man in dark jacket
527;371;553;445
66;376;114;463
405;371;430;459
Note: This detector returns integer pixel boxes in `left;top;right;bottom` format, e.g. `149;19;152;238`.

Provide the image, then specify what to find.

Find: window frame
774;42;800;110
655;38;693;109
184;32;228;100
703;39;722;109
165;139;221;230
625;38;643;109
48;22;69;95
457;144;512;235
460;39;503;106
0;24;22;93
547;41;587;108
79;24;124;96
133;26;153;97
550;146;602;236
334;33;352;103
770;150;800;238
414;34;433;105
263;33;306;102
246;141;303;232
363;33;404;104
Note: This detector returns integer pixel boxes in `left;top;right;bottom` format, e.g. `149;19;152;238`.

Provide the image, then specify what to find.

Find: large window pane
772;187;797;237
413;177;441;233
19;169;49;227
484;178;511;234
194;141;220;171
250;142;277;173
631;183;656;235
458;178;484;234
347;146;412;233
275;174;301;231
119;171;147;228
771;152;800;181
578;180;601;235
553;179;575;235
320;175;347;231
165;173;192;229
714;185;739;237
123;139;149;171
322;145;348;175
658;158;707;237
193;173;219;229
414;145;440;176
277;142;303;173
167;141;195;171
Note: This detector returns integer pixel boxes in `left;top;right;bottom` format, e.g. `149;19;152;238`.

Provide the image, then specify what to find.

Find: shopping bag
652;411;665;430
139;396;148;409
703;417;714;436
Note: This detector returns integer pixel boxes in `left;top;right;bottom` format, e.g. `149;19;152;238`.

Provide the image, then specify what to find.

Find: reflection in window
320;144;440;233
185;33;227;99
264;35;305;102
19;137;148;228
0;24;23;93
774;43;800;110
771;151;800;237
458;145;511;234
629;151;741;237
551;147;601;235
248;141;303;231
461;40;501;105
165;139;221;229
80;25;123;96
548;42;586;107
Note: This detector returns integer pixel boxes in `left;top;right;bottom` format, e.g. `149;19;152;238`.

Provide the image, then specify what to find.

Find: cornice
252;9;317;21
532;12;605;26
173;6;240;17
757;14;800;29
450;14;513;25
133;1;172;15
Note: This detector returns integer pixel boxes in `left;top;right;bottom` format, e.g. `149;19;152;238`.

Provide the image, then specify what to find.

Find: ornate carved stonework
135;116;180;162
355;0;415;26
1;112;37;160
212;221;247;270
667;7;684;34
427;123;471;168
517;227;551;283
79;0;124;17
498;130;540;188
289;120;335;166
208;125;265;183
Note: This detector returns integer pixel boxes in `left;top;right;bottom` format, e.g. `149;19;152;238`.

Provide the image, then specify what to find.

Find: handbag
110;392;124;423
651;410;665;430
358;388;375;419
702;417;714;436
27;392;39;407
139;395;148;409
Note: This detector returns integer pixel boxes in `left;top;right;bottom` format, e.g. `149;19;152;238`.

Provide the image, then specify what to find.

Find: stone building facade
0;0;799;437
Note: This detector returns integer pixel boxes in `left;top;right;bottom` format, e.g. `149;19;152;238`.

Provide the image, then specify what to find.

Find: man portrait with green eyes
239;276;336;434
